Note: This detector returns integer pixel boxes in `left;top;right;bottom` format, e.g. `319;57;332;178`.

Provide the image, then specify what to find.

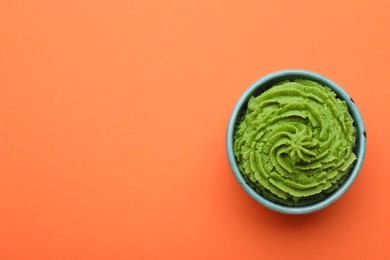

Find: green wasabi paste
234;79;356;206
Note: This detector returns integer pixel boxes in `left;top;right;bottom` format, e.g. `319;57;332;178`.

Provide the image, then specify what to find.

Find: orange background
0;1;389;259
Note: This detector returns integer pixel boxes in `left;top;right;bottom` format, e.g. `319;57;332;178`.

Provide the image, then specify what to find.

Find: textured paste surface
234;79;356;206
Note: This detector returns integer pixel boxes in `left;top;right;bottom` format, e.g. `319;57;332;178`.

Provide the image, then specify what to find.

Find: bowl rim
226;69;367;214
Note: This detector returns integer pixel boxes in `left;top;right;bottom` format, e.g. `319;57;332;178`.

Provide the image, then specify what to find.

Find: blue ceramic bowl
226;70;366;214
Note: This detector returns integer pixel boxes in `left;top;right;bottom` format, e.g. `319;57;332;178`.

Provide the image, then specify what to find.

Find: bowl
226;69;366;214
